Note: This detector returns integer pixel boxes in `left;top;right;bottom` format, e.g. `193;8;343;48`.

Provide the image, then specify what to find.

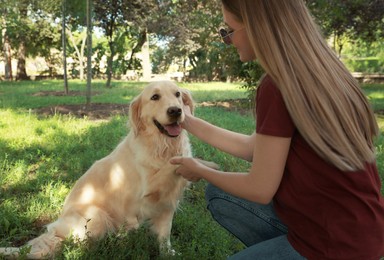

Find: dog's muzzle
154;106;183;138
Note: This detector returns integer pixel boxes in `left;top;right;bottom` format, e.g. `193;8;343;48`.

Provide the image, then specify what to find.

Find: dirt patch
31;90;382;120
35;103;130;120
35;102;384;121
32;90;128;120
377;110;384;116
32;91;253;120
34;100;253;120
200;99;254;115
32;90;102;97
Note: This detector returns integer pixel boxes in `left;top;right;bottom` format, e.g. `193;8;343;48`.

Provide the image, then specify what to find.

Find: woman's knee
204;184;287;246
205;184;224;204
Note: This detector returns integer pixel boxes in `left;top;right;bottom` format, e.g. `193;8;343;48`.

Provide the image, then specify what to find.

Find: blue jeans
205;184;306;260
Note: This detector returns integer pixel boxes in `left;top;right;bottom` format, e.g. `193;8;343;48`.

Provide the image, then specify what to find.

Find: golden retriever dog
0;81;217;259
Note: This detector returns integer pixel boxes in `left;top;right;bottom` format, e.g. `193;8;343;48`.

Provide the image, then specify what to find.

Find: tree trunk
3;34;13;81
105;41;114;88
141;30;151;81
2;9;12;81
16;41;28;80
67;30;86;81
86;0;92;107
127;30;147;70
80;34;87;81
62;0;68;94
16;3;28;81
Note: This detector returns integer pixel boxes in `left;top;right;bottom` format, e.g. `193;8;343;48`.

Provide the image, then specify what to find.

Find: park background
1;0;384;259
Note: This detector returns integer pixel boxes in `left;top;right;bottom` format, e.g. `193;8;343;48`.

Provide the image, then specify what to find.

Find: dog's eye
151;94;160;101
175;92;181;98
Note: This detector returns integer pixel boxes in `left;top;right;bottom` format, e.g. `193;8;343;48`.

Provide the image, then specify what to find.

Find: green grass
0;80;383;259
0;80;248;259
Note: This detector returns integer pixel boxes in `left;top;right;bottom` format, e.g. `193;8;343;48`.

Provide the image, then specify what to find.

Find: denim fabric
205;184;306;260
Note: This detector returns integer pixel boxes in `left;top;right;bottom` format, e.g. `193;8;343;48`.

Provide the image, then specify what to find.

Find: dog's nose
167;106;182;118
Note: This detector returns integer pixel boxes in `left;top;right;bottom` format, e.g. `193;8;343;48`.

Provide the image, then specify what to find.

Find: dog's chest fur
122;132;190;223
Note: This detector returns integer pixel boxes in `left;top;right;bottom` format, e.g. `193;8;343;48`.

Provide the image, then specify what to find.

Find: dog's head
129;81;194;137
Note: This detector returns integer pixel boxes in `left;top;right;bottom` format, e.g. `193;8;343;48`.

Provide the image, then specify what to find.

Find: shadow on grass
0;114;242;259
0;116;128;239
0;80;145;111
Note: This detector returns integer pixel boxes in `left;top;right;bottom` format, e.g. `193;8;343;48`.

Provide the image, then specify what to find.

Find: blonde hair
222;0;379;171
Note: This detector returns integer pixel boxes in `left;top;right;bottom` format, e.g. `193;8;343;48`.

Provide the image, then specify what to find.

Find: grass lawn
0;80;383;259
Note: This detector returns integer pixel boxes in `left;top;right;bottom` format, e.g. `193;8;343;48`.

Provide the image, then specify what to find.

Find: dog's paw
167;248;177;256
197;159;220;170
0;247;21;259
159;244;179;257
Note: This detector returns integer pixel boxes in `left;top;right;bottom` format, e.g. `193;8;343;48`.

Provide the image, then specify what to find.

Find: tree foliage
306;0;384;55
0;0;383;83
93;0;157;87
151;1;245;81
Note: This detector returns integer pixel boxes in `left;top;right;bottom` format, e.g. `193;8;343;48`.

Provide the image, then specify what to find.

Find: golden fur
0;81;214;259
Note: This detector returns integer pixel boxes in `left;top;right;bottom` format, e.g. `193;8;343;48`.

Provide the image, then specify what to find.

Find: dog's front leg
150;209;175;255
144;162;181;203
123;215;140;231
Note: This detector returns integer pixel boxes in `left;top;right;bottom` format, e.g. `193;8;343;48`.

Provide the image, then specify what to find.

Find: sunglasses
219;27;245;45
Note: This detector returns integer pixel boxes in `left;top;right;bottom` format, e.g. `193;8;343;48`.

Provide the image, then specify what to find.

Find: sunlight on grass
368;92;384;99
0;80;383;258
1;159;29;185
377;115;384;129
362;84;384;111
368;92;384;111
375;115;384;194
181;82;248;103
27;181;70;219
181;81;243;90
0;110;102;152
0;108;132;250
0;80;246;258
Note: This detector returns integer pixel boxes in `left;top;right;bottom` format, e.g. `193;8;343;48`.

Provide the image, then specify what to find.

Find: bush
343;57;383;73
239;61;265;102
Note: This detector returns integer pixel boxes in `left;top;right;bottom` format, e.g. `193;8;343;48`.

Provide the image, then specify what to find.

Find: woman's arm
183;114;255;162
171;133;291;204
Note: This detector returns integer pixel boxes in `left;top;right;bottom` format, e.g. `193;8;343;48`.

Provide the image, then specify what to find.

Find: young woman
170;0;384;259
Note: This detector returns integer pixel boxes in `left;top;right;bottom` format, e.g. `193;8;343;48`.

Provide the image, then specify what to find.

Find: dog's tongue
164;123;182;137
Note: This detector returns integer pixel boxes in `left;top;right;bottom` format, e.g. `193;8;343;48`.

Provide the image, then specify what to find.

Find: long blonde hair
222;0;379;171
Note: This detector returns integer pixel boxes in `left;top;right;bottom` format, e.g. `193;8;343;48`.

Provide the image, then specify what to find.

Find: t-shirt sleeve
256;76;295;137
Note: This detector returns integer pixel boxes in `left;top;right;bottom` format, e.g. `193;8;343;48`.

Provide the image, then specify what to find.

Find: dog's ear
129;95;144;136
181;88;194;115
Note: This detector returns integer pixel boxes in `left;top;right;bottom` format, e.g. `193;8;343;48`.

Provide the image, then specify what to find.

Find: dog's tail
0;231;63;259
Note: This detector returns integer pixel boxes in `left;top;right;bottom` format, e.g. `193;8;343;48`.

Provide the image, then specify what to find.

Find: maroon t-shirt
256;75;384;260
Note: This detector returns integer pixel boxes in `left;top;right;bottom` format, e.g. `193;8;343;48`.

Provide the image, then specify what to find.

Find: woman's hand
181;104;193;130
182;102;192;117
170;156;207;182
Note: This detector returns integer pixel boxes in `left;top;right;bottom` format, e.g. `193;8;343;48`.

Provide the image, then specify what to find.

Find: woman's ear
181;88;195;115
128;95;144;136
